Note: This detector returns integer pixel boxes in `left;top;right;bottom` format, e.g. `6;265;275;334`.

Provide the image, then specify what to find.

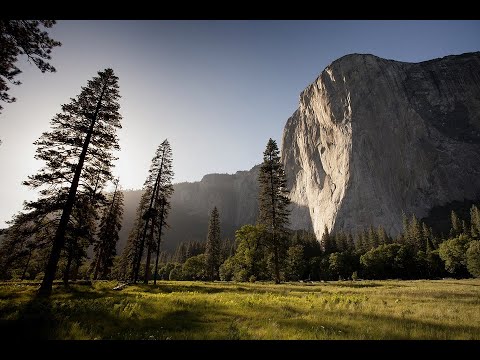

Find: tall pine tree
132;139;173;283
205;206;221;281
152;140;174;285
24;68;122;296
258;138;290;284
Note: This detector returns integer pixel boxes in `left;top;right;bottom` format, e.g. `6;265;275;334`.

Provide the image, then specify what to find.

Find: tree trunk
153;204;164;285
144;233;153;284
72;259;79;281
135;149;165;283
274;237;280;284
63;247;73;286
21;250;33;280
38;80;108;297
133;177;160;283
269;153;279;284
93;246;103;280
95;180;118;280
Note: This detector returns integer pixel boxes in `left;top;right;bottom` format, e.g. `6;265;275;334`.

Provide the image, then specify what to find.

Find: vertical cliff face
282;52;480;238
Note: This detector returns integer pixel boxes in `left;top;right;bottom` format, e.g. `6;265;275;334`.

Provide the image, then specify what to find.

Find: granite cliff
283;52;480;238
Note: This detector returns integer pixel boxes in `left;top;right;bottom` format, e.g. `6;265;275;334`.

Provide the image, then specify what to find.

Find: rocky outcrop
282;52;480;238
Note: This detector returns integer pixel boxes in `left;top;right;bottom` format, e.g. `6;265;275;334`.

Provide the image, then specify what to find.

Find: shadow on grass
0;284;219;340
129;283;256;295
0;296;57;340
276;308;480;340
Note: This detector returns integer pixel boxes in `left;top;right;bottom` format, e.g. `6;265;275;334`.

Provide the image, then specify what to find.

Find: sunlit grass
0;279;479;339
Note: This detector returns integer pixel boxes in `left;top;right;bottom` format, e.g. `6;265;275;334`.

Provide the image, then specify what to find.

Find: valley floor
0;279;479;340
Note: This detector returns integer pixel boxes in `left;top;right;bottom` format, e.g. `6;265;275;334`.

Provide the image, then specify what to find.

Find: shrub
219;257;235;281
466;241;480;278
438;234;471;276
360;243;415;279
351;271;358;281
233;268;248;282
169;264;184;281
182;254;207;281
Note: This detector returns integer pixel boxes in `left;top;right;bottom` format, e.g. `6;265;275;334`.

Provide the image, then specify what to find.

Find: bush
466;241;480;278
233;268;248;282
249;275;256;283
169;264;184;281
351;271;358;281
219;257;235;281
182;254;207;281
438;234;471;276
360;243;415;279
329;252;353;280
285;245;306;281
157;263;176;281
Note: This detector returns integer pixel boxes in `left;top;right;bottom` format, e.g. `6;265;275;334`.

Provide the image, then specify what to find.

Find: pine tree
422;222;433;250
131;139;174;284
174;242;187;263
334;231;347;252
21;68;122;296
408;215;423;251
92;178;124;280
367;226;378;249
450;210;462;237
205;207;221;281
258;138;290;284
322;226;336;255
377;226;389;246
0;210;52;279
62;195;97;285
152;140;174;285
118;190;150;282
357;229;370;254
402;212;410;243
0;20;61;113
220;238;233;264
346;232;355;252
470;205;480;238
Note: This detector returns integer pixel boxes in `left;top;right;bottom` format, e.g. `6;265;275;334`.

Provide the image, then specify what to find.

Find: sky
1;20;479;228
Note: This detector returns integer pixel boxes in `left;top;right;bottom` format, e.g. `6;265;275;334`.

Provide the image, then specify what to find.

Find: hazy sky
1;20;479;227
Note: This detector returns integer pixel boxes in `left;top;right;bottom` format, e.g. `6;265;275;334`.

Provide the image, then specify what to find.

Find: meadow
0;279;479;340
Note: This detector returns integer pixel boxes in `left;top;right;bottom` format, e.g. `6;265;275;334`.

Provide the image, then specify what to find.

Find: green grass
0;279;479;339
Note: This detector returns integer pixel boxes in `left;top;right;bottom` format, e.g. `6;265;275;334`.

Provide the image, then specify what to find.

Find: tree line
0;21;479;295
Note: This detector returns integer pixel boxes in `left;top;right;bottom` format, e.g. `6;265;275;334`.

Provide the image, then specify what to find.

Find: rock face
118;166;260;253
282;52;480;239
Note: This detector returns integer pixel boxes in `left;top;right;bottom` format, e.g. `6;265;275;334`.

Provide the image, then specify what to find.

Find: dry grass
0;279;479;339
